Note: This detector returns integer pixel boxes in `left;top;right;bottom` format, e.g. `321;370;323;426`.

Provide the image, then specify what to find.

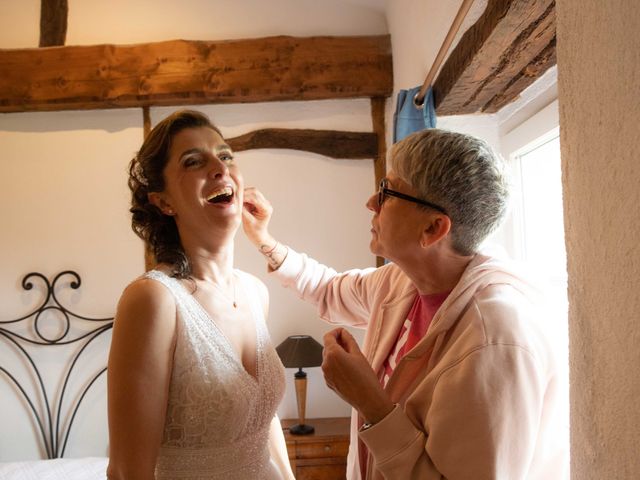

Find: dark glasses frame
377;178;448;215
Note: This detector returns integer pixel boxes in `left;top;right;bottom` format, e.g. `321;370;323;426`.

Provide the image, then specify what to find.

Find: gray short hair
390;129;510;255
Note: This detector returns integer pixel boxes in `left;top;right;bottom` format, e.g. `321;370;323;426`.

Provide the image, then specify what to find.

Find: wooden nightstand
282;417;351;480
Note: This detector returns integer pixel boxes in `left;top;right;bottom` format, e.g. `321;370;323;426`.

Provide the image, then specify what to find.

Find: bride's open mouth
206;186;234;205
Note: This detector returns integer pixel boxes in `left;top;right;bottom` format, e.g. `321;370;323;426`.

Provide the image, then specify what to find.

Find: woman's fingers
336;328;360;353
243;187;272;218
241;187;275;246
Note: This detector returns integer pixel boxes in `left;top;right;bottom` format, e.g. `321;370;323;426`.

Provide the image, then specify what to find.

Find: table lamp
276;334;323;435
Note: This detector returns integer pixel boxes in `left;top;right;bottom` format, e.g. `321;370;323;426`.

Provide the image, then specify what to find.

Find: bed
0;457;108;480
0;271;112;479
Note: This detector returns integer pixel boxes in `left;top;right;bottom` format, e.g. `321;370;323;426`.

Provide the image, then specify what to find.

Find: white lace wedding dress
144;270;287;480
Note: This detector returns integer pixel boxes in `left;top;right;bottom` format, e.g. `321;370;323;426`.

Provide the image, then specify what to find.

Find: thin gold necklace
212;272;237;308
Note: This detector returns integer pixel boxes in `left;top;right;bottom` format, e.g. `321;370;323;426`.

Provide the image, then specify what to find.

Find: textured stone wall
557;0;640;477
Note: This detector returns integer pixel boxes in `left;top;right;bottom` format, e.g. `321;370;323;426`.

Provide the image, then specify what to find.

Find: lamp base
289;423;315;435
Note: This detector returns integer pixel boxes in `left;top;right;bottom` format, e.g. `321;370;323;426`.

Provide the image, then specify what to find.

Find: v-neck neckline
173;271;261;385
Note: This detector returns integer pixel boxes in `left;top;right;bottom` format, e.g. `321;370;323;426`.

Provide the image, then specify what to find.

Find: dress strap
142;270;186;302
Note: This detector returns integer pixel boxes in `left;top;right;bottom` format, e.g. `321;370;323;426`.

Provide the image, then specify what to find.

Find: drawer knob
324;445;331;452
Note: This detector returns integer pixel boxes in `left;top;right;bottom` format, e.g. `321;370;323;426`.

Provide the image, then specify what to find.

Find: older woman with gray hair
243;129;568;480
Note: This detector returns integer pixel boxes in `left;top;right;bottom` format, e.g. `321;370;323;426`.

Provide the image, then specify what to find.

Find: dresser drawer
282;417;350;479
296;463;347;480
296;439;349;459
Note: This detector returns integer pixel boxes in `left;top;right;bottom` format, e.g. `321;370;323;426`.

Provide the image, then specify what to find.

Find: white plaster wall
0;0;386;461
556;0;640;478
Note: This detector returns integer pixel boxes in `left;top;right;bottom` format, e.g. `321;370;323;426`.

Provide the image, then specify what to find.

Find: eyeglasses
377;178;448;215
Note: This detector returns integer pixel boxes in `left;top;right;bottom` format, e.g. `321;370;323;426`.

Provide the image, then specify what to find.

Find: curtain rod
414;0;475;108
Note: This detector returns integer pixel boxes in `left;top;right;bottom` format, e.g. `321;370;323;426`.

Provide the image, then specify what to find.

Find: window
500;99;569;469
500;101;566;278
499;99;568;357
512;131;568;322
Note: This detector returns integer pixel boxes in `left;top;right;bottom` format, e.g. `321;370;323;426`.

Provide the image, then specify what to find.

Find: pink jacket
272;248;568;480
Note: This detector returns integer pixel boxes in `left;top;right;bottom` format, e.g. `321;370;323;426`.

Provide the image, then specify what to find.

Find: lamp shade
276;335;323;368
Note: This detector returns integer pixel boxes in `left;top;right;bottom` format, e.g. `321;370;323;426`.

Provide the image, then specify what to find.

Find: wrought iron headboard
0;271;114;459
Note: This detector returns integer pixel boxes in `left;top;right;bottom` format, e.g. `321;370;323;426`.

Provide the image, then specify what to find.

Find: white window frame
499;100;560;260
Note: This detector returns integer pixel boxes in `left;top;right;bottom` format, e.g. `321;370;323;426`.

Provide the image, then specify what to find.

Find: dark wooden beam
39;0;68;47
0;35;392;113
370;98;387;189
434;0;556;115
483;36;556;113
227;128;377;159
370;97;387;268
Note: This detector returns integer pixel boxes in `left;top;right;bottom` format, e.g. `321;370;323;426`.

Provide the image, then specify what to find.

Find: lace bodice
144;270;286;480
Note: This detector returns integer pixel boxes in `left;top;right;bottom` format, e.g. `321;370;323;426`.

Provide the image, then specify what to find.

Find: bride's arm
107;279;177;480
269;415;295;479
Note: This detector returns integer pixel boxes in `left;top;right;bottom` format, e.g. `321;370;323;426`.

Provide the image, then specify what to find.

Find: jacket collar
366;254;536;391
403;252;538;360
367;284;417;373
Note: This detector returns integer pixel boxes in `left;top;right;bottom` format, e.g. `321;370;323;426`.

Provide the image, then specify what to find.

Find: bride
107;110;293;480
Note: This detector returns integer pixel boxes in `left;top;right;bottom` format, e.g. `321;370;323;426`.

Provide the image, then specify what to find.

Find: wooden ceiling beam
0;35;392;113
227;128;377;159
433;0;556;116
39;0;68;47
482;36;556;113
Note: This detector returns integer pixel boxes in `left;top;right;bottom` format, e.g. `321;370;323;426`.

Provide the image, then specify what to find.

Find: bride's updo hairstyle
128;109;223;279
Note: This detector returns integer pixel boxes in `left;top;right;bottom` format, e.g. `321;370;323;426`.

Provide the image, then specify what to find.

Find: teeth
206;186;233;202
